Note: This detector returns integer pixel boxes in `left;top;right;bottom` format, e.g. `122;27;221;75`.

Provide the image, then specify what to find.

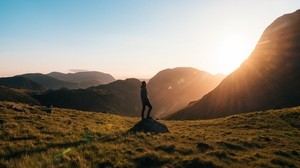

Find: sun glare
215;34;254;74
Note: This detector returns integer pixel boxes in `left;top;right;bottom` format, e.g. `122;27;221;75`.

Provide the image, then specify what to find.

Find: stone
128;118;170;134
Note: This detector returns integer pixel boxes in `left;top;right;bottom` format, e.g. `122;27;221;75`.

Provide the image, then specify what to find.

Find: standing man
140;81;152;120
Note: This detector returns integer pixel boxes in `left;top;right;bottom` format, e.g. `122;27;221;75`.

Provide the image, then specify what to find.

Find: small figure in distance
140;81;152;120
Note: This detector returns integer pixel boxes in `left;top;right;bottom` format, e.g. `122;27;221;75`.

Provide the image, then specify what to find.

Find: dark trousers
141;100;152;119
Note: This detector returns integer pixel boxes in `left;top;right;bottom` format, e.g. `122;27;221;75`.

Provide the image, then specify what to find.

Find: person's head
141;81;146;87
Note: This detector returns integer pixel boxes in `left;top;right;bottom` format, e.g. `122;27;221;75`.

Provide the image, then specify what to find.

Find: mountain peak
169;10;300;120
148;67;224;118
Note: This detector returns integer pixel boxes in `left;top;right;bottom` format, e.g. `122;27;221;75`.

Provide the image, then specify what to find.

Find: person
140;81;152;120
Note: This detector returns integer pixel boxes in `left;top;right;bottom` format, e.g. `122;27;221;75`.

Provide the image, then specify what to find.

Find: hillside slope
0;101;299;167
169;9;300;120
0;76;44;90
0;87;39;104
33;78;141;116
148;67;224;118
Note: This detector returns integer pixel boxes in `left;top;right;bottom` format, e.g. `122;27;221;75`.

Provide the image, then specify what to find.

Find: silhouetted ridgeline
148;67;224;118
14;71;116;90
169;9;300;120
34;78;141;116
0;69;224;117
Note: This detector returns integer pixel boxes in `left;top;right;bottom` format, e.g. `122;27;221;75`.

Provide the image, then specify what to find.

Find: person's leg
146;101;152;118
141;103;146;120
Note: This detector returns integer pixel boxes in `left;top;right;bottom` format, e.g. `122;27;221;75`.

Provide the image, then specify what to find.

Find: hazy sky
1;0;299;79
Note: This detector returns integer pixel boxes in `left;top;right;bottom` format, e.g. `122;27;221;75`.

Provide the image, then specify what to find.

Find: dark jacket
140;86;149;102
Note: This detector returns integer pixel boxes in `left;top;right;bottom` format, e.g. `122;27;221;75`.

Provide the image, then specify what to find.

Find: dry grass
0;101;299;167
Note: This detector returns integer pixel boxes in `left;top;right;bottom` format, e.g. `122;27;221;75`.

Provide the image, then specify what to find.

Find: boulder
128;118;170;134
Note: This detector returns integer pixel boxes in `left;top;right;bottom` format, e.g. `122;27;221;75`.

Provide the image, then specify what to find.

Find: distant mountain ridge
30;68;224;117
17;73;79;90
11;71;116;90
47;71;116;88
169;9;300;120
0;68;225;118
148;67;224;118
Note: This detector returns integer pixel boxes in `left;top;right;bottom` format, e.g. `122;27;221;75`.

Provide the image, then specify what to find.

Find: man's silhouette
140;81;152;120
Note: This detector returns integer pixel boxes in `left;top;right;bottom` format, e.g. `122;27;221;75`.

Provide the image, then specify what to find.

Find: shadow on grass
181;158;220;168
271;158;296;168
0;140;88;160
217;141;244;150
155;144;175;153
9;136;37;141
134;153;168;168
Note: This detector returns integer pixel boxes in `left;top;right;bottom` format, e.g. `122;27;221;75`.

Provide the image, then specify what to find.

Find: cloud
69;69;89;73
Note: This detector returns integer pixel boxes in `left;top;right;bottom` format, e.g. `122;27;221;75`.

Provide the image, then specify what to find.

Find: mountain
16;71;116;90
33;78;142;116
29;68;224;118
147;67;224;118
0;76;44;90
0;86;39;104
47;71;116;88
169;10;300;120
17;73;79;90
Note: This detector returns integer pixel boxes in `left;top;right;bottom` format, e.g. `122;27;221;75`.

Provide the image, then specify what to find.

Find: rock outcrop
128;119;170;134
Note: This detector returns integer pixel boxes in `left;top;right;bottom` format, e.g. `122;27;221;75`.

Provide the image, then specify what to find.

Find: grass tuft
271;157;297;168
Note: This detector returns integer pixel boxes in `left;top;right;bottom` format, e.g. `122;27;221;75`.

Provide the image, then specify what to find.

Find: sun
215;34;254;74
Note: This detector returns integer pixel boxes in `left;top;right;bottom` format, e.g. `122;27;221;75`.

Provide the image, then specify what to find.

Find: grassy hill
0;101;299;167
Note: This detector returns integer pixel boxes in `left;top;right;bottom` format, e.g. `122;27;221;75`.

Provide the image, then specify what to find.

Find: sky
1;0;300;79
